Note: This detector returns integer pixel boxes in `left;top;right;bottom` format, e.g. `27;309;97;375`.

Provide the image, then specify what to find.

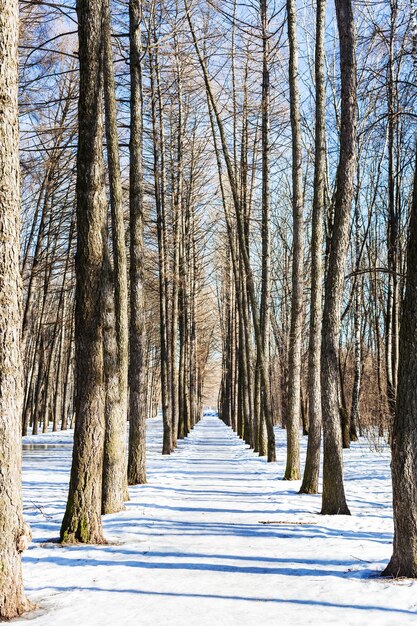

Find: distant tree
149;13;173;455
186;0;276;461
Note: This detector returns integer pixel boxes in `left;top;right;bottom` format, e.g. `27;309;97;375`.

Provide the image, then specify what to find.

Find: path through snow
18;414;417;625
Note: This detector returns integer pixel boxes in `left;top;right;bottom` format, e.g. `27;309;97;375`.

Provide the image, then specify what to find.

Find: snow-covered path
19;414;417;625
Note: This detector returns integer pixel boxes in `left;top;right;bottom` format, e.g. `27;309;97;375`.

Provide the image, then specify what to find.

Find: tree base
60;533;108;545
0;594;36;621
320;504;351;515
60;518;107;545
381;556;417;579
299;484;319;495
283;468;301;481
128;475;147;487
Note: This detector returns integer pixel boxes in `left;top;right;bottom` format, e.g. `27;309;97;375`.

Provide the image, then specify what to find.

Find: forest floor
17;413;417;625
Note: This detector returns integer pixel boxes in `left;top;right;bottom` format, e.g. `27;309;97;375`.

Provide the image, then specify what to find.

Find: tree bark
127;0;147;485
285;0;304;480
385;0;399;420
0;0;33;615
60;0;107;543
382;149;417;578
300;0;325;495
320;0;356;515
259;0;272;457
170;35;183;447
102;0;129;513
350;192;362;442
149;30;172;455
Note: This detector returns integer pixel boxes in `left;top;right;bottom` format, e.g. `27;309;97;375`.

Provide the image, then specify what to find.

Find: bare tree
0;0;33;615
101;0;129;514
259;0;271;456
300;0;326;494
186;0;276;461
285;0;304;480
320;0;357;516
60;0;107;543
382;148;417;578
127;0;147;485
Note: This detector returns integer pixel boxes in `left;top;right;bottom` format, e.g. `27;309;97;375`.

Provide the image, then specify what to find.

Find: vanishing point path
19;414;416;625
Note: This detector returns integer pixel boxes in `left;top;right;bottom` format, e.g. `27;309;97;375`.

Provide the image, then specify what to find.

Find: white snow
17;414;417;625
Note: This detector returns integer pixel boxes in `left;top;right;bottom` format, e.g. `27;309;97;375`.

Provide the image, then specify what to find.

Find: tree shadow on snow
25;584;417;617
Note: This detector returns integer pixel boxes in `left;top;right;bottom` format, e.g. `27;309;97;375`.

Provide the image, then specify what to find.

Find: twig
24;501;54;521
258;520;317;525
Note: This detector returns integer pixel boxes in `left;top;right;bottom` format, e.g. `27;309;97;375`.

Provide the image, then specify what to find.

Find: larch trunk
60;0;107;543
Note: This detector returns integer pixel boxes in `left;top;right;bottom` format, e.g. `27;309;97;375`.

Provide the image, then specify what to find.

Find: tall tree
0;0;33;615
285;0;304;480
127;0;147;485
186;0;276;461
385;0;400;421
382;149;417;578
101;0;129;513
149;19;173;455
349;186;362;442
259;0;271;456
320;0;357;515
300;0;326;494
169;24;183;447
60;0;107;543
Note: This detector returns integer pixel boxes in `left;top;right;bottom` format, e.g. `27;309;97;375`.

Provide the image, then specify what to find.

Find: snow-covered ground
17;414;417;625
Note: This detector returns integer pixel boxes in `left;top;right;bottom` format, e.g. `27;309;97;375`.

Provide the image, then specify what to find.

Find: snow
17;413;417;625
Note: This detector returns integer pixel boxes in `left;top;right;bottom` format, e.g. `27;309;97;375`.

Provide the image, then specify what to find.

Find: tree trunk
320;0;356;515
385;0;399;420
350;194;362;441
339;355;350;449
170;36;183;447
382;149;417;578
127;0;147;485
300;0;326;494
102;250;126;513
149;33;172;455
60;0;107;543
285;0;304;480
101;0;129;513
0;0;33;615
259;0;272;457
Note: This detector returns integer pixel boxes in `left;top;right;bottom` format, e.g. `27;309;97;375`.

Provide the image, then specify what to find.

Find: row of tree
1;0;417;619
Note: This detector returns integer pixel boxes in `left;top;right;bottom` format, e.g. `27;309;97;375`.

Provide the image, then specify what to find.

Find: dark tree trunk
385;0;399;420
382;150;417;578
149;34;172;455
350;193;362;442
339;356;351;449
300;0;326;494
320;0;356;516
127;0;147;486
285;0;304;481
259;0;272;457
60;0;107;544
